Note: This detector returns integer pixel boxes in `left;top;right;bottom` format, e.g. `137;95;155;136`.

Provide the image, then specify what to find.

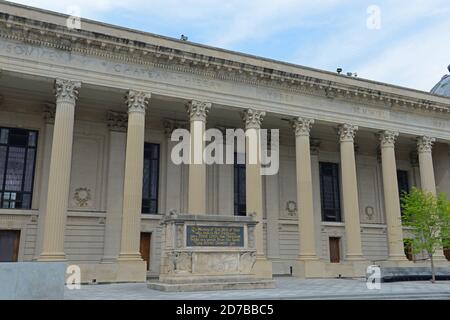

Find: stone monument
148;213;276;291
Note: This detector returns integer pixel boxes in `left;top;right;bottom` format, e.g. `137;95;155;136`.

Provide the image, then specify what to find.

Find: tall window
0;127;38;209
397;170;410;215
319;162;341;222
234;153;246;216
142;143;160;214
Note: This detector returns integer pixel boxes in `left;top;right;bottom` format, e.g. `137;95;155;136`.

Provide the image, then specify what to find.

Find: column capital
185;100;212;122
337;123;358;142
54;79;81;104
290;117;314;136
107;110;128;132
242;108;266;129
378;130;399;148
125;90;151;114
417;136;435;153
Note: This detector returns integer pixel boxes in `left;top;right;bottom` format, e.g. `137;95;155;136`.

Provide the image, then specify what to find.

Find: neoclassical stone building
0;2;449;283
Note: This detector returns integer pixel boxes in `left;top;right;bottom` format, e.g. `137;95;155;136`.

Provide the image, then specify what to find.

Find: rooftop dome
430;65;450;97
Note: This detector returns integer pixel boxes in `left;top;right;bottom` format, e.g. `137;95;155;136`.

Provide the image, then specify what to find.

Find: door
140;232;152;271
329;237;340;263
444;244;450;261
0;230;20;262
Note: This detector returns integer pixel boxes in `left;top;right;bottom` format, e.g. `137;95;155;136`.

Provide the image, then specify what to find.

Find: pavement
64;277;450;300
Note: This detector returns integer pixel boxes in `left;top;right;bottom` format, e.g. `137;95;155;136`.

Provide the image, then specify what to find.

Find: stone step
148;279;276;292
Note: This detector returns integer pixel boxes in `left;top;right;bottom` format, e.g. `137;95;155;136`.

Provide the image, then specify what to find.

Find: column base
251;256;273;279
117;252;143;261
100;256;118;264
292;258;326;278
73;261;147;283
37;252;66;262
433;252;449;264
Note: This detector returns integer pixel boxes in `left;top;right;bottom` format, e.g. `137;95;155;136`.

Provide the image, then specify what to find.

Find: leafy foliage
401;187;450;256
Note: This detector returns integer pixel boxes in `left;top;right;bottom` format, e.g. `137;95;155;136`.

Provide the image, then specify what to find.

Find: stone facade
0;2;449;282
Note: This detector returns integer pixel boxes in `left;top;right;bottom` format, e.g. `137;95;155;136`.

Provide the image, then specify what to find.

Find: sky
9;0;450;92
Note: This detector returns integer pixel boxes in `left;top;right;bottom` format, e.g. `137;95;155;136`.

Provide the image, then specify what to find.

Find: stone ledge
148;279;276;292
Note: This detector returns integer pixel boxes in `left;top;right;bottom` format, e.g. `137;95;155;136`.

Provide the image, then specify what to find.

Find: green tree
401;187;450;283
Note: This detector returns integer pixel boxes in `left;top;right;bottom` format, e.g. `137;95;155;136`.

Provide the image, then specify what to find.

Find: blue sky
10;0;450;92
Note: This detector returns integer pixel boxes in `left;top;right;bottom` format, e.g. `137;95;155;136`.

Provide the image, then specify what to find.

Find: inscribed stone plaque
186;226;244;247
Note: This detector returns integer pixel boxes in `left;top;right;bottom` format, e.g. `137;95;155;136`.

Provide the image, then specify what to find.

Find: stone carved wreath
73;187;92;207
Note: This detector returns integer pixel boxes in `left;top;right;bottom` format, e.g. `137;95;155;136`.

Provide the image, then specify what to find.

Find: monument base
147;278;276;292
152;213;276;291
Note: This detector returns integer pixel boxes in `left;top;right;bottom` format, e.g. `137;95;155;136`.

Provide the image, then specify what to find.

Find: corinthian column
379;130;407;261
338;124;364;260
118;90;151;261
417;136;437;194
102;111;127;263
38;79;81;261
186;100;211;215
291;117;318;260
416;136;447;261
242;109;265;255
242;109;272;278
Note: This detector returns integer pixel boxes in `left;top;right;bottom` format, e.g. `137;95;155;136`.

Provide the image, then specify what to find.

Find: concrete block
0;262;65;299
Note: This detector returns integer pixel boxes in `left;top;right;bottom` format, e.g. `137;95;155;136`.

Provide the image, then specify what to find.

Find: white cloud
355;18;450;91
9;0;450;91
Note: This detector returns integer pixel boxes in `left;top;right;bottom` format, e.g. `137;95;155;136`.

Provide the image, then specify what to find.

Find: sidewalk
64;277;450;300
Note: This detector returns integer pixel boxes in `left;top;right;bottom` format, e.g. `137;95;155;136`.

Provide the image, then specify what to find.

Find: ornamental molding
337;123;358;142
125;90;151;114
185;100;212;122
378;130;399;147
73;187;92;207
242;108;266;129
54;78;81;103
417;136;436;153
107;110;127;132
1;13;449;115
290;117;314;136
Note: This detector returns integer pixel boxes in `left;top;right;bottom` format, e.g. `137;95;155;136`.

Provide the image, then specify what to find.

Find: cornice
1;13;450;115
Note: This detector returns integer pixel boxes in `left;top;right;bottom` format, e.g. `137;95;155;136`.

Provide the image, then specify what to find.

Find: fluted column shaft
186;100;211;215
242;109;266;256
338;124;364;260
102;111;127;262
118;91;151;260
379;131;407;260
417;136;437;195
291;117;318;259
38;79;81;261
417;136;446;260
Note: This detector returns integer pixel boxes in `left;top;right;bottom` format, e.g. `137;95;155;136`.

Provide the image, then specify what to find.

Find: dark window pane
0;146;6;187
24;149;36;192
142;143;160;214
28;132;37;147
0;129;8;144
142;159;150;199
320;162;341;222
5;147;25;191
9;129;28;147
22;193;31;208
234;153;246;216
0;127;38;209
397;170;410;216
